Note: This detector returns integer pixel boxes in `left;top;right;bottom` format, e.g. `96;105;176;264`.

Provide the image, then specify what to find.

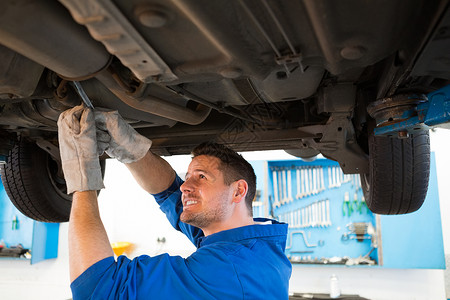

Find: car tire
0;137;105;222
361;130;430;214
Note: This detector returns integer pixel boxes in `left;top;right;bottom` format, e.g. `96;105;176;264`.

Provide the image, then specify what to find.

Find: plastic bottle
330;274;341;298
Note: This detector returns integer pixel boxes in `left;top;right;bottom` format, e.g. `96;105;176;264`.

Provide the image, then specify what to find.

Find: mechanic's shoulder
192;241;245;258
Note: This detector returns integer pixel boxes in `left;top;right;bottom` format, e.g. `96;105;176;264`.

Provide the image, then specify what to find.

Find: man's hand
58;105;104;194
95;110;152;163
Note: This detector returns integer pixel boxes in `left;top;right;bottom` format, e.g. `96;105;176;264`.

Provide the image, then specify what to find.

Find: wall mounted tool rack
267;159;378;266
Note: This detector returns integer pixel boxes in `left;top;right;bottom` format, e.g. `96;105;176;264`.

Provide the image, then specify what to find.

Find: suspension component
368;85;450;136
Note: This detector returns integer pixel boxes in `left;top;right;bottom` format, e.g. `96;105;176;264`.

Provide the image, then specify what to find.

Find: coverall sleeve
152;174;204;247
70;248;243;299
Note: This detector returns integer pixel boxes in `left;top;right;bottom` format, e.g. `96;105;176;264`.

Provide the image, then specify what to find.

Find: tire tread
0;139;70;222
363;131;430;215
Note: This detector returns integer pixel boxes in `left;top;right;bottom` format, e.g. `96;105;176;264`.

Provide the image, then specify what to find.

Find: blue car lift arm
374;85;450;136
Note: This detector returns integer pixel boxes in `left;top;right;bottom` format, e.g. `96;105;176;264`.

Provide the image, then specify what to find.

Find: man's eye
199;174;206;179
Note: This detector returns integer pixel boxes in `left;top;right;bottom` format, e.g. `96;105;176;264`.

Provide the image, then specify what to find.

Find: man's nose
180;179;193;193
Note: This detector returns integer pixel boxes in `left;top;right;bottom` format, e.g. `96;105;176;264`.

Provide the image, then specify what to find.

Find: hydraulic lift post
372;85;450;136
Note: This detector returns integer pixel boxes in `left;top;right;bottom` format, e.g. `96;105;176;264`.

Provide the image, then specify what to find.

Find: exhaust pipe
96;71;211;126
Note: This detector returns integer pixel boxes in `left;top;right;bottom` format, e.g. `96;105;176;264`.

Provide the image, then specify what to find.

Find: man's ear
232;180;248;203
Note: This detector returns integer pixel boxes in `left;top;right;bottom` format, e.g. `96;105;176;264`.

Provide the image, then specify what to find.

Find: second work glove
57;105;105;194
94;110;152;163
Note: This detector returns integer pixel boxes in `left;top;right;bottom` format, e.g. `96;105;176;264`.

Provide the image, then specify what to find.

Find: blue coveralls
70;175;292;299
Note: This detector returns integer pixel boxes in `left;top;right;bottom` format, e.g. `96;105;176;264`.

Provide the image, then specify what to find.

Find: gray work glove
94;109;152;163
57;105;105;194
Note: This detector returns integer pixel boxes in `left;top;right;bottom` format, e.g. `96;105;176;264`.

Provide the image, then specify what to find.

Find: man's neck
202;217;255;236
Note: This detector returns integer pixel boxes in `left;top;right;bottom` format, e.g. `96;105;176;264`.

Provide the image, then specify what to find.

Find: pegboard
266;159;378;265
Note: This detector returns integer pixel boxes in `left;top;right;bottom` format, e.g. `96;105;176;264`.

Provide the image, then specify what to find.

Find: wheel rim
45;153;71;201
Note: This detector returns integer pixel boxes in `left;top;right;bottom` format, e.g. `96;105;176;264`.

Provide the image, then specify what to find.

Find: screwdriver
72;81;94;109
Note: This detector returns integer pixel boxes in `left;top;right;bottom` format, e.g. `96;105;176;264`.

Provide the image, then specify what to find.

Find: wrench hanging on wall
272;169;281;208
312;168;317;195
318;200;323;227
328;166;333;188
302;205;306;227
301;168;306;198
308;168;313;196
320;200;326;227
287;169;293;202
320;167;325;192
285;230;318;249
283;169;289;204
278;169;284;205
292;199;332;229
325;199;332;226
303;168;308;198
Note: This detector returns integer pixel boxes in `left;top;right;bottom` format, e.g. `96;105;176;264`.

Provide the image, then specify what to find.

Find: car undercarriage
0;0;449;222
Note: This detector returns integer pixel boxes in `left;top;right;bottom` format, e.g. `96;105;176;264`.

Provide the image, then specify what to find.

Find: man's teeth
185;200;198;206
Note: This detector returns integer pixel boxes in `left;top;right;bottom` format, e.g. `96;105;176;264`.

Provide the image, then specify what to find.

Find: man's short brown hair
192;142;256;216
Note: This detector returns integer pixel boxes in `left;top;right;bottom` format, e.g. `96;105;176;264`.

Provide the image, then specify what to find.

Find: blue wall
380;153;445;269
0;178;34;249
0;177;59;264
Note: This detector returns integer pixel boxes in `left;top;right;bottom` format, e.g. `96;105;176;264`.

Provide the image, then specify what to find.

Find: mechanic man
57;105;292;299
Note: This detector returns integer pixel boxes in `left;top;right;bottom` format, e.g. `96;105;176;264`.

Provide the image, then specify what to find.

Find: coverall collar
197;218;288;248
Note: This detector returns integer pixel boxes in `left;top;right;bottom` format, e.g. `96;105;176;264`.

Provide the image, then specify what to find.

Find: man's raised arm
58;106;114;282
59;106;178;284
125;151;176;194
94;109;176;194
69;191;113;282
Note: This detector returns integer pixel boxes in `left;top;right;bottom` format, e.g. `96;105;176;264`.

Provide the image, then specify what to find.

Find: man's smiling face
180;155;235;232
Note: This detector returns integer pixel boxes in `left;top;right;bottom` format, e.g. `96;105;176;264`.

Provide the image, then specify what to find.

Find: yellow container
111;242;132;256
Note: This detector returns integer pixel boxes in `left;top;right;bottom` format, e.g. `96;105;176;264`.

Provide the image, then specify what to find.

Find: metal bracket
373;85;450;136
319;113;369;174
342;222;377;247
275;53;304;74
35;139;61;162
59;0;178;83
